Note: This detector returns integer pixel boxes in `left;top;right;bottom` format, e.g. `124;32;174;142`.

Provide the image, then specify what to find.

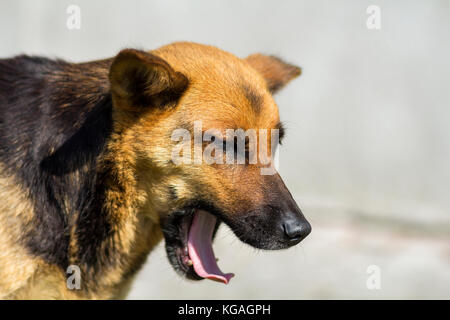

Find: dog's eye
276;122;285;145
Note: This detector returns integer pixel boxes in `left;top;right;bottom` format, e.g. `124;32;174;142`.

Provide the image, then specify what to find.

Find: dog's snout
281;212;311;244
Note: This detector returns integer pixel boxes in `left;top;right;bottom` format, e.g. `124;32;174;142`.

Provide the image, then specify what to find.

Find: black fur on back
0;55;114;270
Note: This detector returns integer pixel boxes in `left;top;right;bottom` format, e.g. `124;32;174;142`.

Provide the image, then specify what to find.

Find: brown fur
0;42;302;299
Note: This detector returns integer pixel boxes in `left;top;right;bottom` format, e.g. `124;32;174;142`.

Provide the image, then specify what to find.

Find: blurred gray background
1;0;449;299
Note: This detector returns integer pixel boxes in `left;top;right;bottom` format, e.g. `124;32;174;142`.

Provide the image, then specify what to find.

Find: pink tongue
187;210;234;284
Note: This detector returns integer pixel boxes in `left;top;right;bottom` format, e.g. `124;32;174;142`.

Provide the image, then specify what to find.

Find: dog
0;42;311;299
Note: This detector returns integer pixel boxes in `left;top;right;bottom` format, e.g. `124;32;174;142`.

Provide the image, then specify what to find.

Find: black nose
282;213;311;243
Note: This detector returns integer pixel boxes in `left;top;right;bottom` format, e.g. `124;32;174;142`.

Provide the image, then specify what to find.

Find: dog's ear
109;49;188;111
246;54;301;94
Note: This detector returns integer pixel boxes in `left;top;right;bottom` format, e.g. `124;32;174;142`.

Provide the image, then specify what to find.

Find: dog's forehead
180;85;279;131
179;79;280;131
153;42;280;129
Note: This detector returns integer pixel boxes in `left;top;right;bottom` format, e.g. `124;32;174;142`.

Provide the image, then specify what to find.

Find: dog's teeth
187;260;193;266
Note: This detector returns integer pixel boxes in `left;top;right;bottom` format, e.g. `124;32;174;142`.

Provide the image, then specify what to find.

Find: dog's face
109;42;311;283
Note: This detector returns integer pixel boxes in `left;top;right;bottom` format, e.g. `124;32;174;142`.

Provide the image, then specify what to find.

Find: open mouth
162;208;235;284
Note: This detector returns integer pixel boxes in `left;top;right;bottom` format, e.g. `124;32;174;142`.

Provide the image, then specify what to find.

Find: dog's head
108;42;311;283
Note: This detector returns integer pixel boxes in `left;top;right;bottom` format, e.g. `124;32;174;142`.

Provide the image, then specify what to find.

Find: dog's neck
60;66;164;296
2;56;162;297
71;119;163;294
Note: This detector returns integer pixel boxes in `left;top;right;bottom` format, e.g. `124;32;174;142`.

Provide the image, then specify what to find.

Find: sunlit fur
0;42;300;299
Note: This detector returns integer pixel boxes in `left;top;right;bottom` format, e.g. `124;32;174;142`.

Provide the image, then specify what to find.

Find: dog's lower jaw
161;207;203;280
162;206;228;282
